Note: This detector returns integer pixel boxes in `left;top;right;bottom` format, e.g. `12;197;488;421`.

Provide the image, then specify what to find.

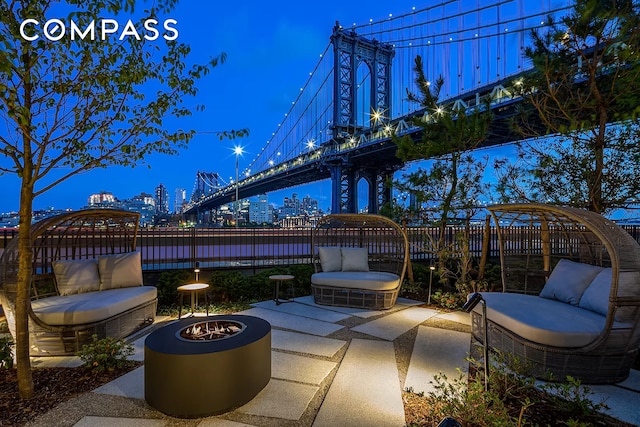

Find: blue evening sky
0;1;513;213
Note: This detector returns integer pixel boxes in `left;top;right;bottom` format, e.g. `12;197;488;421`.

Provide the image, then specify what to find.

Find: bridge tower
327;23;396;214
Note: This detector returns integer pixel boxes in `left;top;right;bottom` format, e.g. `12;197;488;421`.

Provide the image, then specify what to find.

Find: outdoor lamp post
428;265;435;305
234;146;243;228
194;261;200;282
462;292;489;391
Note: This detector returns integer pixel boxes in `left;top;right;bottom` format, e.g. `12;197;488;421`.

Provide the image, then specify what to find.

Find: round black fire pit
144;314;271;418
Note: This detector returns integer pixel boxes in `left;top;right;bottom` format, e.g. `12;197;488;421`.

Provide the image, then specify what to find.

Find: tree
0;0;246;398
500;0;640;214
393;55;492;283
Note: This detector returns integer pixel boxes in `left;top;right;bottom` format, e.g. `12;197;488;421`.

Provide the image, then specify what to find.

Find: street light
234;145;243;228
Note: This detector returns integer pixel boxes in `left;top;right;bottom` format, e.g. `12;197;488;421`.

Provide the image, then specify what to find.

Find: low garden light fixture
462;292;489;391
428;265;435;305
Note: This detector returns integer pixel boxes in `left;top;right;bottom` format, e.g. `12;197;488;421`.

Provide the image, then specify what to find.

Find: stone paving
25;296;640;427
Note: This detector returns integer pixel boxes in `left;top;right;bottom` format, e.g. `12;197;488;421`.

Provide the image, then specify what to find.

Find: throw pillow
318;247;342;272
53;259;101;296
539;259;603;305
578;268;611;317
98;251;143;290
341;247;369;272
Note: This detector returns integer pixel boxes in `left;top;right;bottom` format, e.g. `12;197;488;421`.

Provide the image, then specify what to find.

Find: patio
24;296;640;427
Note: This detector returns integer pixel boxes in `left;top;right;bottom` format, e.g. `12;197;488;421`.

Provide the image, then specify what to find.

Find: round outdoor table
269;274;295;305
177;283;209;318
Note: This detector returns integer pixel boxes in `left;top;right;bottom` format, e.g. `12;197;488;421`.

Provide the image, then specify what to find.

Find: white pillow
578;268;611;317
318;247;342;272
53;259;100;296
341;247;369;272
539;259;603;305
98;251;143;290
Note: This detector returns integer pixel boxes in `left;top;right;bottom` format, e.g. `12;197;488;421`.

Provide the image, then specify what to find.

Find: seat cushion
311;271;399;291
539;259;603;305
473;292;628;348
52;259;101;295
99;251;143;290
32;286;157;326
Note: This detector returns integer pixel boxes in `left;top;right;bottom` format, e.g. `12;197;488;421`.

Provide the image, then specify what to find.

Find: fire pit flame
178;320;246;341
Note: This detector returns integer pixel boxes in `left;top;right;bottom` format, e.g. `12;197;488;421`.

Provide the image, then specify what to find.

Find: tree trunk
16;179;34;399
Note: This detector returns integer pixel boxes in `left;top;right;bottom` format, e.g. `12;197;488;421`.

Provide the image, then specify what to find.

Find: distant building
174;188;186;214
249;194;273;224
155;183;169;214
87;191;117;207
122;192;156;226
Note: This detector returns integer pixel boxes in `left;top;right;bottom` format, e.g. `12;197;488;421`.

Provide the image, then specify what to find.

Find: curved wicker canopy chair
0;209;156;356
311;214;409;310
474;203;640;384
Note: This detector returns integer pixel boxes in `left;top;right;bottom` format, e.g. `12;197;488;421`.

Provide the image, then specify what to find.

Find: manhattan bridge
185;0;575;220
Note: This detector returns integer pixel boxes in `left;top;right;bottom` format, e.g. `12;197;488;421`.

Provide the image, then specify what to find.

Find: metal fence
2;224;640;271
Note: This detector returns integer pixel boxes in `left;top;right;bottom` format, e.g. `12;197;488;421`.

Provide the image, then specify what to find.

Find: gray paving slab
313;339;405;427
295;295;415;318
272;351;336;385
351;307;439;341
93;366;145;399
197;419;256;427
434;310;471;326
252;299;351;323
130;335;146;362
617;368;640;392
237;307;343;336
405;326;470;394
72;416;166;427
31;355;83;368
271;329;346;358
571;384;640;426
237;379;318;420
396;297;425;306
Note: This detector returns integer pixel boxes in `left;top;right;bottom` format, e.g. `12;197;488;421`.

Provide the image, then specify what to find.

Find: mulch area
0;364;140;426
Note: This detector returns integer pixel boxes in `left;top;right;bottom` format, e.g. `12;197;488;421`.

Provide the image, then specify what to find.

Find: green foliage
77;335;134;373
540;376;608;416
209;271;251;302
430;290;465;310
156;269;192;307
0;335;14;369
498;0;640;214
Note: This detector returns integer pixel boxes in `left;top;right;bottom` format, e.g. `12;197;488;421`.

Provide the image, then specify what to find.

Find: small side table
177;283;209;318
269;275;295;305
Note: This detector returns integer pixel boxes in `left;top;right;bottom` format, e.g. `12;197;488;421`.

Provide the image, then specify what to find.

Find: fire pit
144;315;271;418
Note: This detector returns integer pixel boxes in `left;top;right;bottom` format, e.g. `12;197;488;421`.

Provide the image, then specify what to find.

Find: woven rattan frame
474;203;640;383
0;209;157;356
311;214;409;310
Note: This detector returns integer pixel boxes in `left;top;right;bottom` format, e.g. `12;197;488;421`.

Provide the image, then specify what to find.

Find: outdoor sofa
311;214;409;310
472;204;640;384
0;209;157;356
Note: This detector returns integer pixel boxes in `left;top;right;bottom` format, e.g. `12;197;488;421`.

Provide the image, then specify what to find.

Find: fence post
478;215;491;280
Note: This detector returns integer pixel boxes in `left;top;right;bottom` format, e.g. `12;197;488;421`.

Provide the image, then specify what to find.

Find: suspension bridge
184;0;575;219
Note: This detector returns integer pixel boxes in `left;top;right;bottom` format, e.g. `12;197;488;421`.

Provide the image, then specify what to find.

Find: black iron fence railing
2;224;640;271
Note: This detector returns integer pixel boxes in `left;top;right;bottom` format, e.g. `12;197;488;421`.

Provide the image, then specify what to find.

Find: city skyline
0;1;420;213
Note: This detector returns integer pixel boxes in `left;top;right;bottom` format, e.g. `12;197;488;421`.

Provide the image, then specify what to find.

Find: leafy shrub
287;264;314;295
209;270;251;302
155;269;192;307
0;335;14;369
430;290;465;309
77;334;134;372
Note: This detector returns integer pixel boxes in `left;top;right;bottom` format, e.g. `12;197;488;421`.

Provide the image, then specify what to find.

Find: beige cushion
539;259;603;305
98;251;143;290
311;271;399;291
32;286;157;326
318;247;342;272
474;292;629;348
52;259;100;296
340;247;369;272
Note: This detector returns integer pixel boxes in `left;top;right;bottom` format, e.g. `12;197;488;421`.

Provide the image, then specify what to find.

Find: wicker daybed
0;209;157;356
311;214;409;310
472;203;640;384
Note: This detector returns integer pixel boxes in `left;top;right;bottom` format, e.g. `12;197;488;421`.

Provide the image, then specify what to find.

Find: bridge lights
306;139;316;150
